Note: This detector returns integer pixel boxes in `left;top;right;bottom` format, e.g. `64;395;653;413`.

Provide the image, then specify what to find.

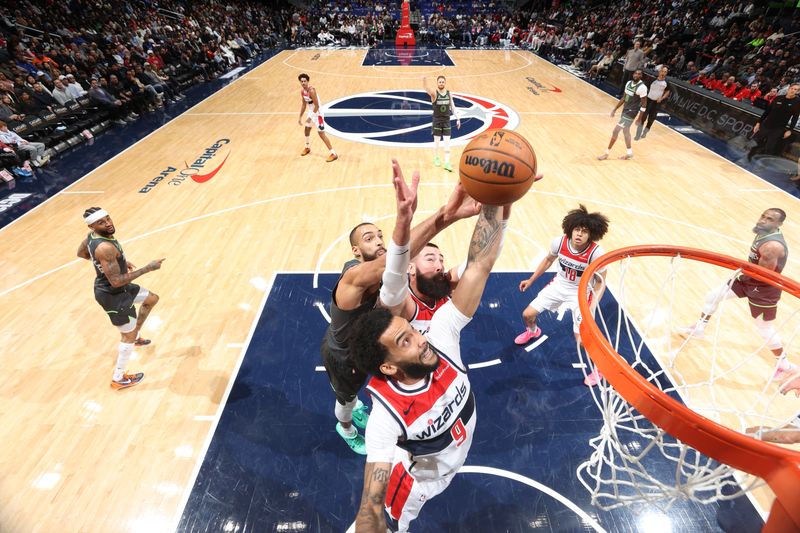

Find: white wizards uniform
301;87;325;131
408;289;450;334
365;301;474;532
529;235;605;332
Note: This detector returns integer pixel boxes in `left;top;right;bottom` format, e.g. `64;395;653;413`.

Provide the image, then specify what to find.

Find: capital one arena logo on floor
139;138;231;193
319;90;519;147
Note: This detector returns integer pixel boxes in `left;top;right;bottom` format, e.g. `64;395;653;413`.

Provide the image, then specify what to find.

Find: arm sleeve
365;401;403;463
379;239;411;308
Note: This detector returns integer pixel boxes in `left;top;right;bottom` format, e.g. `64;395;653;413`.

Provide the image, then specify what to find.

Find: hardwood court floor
0;49;798;532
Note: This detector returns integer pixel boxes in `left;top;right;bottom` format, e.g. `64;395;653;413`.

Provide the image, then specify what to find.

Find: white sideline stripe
185;111;296;116
226;343;244;348
345;465;606;533
315;301;332;323
171;272;275;532
468;359;502;369
519;111;607;115
525;334;549;352
59;190;104;194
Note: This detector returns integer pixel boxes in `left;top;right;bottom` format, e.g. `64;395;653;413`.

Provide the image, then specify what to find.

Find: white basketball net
576;252;800;511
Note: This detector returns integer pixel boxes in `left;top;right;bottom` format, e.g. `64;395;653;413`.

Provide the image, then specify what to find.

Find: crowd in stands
0;0;797;181
0;0;285;179
517;0;799;112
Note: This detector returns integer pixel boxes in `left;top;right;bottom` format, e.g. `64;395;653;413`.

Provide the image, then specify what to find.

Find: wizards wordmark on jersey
319;90;519;147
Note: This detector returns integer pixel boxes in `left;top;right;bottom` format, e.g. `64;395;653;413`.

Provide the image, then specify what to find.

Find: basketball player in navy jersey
348;175;550;531
679;208;796;380
297;73;337;162
513;205;610;386
321;161;481;454
76;208;164;389
423;75;460;172
597;69;647;160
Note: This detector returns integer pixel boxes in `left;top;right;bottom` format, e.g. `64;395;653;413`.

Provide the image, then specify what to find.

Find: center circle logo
319;90;520;148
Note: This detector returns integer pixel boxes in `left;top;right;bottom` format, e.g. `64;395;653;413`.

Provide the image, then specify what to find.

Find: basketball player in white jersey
422;75;460;172
401;243;462;334
514;205;610;386
348;201;518;533
297;73;337;162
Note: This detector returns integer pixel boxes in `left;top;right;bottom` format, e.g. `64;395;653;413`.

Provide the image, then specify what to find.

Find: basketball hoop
576;245;800;531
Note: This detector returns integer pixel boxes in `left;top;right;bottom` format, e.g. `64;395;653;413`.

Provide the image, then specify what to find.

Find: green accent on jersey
433;90;451;118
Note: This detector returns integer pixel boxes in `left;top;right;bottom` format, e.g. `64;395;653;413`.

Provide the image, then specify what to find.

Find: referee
635;66;670;141
748;82;800;161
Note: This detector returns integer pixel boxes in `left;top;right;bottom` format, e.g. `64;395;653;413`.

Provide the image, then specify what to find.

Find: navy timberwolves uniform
431;89;453;137
732;229;788;320
321;259;378;404
365;301;474;532
87;232;148;328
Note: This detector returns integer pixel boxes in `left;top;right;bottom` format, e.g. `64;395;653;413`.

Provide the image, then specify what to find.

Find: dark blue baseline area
362;45;455;66
177;272;762;532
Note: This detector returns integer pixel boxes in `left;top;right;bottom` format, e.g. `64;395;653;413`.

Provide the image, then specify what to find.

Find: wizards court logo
319;91;519;147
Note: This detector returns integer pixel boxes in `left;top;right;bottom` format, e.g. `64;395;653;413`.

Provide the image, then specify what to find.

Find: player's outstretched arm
451;204;507;318
519;253;557;291
355;461;391;533
96;241;164;288
422;76;434;98
379;160;420;311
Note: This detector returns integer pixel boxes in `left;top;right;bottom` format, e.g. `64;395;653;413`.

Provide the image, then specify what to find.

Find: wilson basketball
458;129;537;205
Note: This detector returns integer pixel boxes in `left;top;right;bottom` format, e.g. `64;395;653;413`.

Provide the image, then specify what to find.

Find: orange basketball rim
578;245;800;532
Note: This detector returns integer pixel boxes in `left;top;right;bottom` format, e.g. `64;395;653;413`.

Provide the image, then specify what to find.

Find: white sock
330;148;336;155
339;424;357;438
113;342;134;381
604;148;610;155
304;136;310;147
626;148;633;156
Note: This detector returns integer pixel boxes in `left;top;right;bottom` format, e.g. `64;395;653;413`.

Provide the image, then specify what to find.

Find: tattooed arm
355;461;391;533
95;241;165;288
77;237;91;260
450;205;506;318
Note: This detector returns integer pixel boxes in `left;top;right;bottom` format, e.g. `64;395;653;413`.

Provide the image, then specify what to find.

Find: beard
753;225;768;234
398;354;440;380
361;247;385;262
416;272;452;301
95;227;115;237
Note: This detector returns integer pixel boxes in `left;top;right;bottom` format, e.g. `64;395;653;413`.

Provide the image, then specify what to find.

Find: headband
84;209;109;225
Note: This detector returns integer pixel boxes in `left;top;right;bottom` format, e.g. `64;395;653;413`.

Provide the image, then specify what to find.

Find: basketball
458;129;537;205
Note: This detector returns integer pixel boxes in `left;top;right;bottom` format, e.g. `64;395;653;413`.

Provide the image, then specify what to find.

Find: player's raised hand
443;182;481;223
391;158;419;223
